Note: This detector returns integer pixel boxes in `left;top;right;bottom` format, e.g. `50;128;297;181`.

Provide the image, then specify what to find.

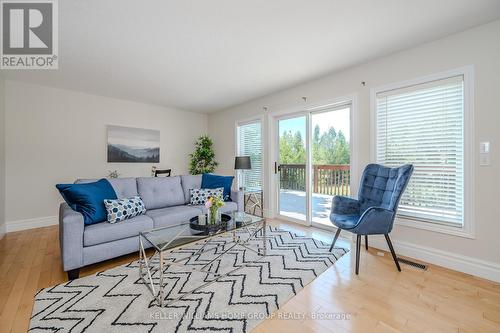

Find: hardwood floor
1;220;499;333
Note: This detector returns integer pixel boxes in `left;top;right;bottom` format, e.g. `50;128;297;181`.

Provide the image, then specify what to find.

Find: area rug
29;226;348;333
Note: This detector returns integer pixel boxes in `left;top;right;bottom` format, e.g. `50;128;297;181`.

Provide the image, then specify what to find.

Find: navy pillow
201;174;234;201
56;179;117;225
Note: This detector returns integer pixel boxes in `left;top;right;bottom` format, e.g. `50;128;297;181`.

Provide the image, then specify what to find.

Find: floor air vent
397;257;427;270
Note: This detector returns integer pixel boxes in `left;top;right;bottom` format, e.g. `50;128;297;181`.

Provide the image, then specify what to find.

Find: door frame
234;116;265;191
271;111;310;226
309;102;354;230
268;94;359;229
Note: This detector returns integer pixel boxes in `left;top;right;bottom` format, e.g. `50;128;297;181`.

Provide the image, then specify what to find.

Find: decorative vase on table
209;208;221;225
205;195;225;234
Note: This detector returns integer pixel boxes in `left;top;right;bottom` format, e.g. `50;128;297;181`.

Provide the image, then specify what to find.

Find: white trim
267;95;355;118
267;112;276;219
235;117;262;127
6;216;58;233
349;95;360;197
370;66;475;238
234;116;265;191
262;208;273;219
273;111;310;227
368;236;500;283
395;216;474;239
268;94;360;226
0;223;6;237
276;213;307;226
312;221;337;233
306;112;312;225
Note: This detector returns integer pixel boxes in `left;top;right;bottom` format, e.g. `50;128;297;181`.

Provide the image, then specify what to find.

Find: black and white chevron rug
29;226;347;333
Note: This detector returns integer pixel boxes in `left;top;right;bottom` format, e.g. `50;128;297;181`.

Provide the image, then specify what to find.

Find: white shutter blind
237;121;262;191
376;75;464;225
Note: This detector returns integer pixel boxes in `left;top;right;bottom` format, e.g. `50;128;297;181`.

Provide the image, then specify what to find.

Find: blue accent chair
329;163;414;274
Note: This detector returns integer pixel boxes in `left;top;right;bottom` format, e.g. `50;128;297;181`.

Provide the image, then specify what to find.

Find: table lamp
234;156;252;190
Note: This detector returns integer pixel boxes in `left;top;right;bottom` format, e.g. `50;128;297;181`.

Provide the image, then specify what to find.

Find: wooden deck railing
280;164;350;196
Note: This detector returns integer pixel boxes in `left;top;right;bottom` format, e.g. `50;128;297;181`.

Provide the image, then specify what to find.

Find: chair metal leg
365;235;368;250
384;234;401;272
355;234;361;275
329;228;342;252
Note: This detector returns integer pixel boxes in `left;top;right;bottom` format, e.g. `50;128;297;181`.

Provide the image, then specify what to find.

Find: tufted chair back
357;164;414;213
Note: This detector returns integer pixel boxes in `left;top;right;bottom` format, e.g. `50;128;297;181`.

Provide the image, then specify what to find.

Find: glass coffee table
138;211;266;307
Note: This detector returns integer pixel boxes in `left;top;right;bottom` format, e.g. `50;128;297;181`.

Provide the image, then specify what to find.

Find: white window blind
375;75;464;225
237;121;262;191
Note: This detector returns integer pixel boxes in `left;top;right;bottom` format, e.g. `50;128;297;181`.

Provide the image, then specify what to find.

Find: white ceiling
2;0;500;113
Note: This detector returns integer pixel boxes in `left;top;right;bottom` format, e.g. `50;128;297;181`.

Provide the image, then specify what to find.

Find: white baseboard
6;216;58;233
368;236;500;283
0;223;6;238
263;208;273;219
6;214;499;283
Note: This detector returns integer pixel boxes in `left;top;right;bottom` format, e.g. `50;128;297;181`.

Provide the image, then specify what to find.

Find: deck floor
280;190;333;225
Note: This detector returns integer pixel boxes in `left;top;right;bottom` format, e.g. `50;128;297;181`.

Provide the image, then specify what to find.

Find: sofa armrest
59;203;84;272
231;190;244;212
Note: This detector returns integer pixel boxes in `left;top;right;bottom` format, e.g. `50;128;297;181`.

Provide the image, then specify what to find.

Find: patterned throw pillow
189;188;224;205
104;196;146;223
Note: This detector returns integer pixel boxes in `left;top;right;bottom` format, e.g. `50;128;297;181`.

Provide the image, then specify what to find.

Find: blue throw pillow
56;179;117;225
201;174;234;201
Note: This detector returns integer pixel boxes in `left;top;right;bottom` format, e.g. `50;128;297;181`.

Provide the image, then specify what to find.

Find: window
236;120;262;191
373;69;473;233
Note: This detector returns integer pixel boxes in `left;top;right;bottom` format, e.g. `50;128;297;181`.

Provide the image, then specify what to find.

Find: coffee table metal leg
252;220;267;256
263;219;267;256
199;241;240;272
139;237;144;276
159;251;164;307
140;215;268;307
139;237;162;305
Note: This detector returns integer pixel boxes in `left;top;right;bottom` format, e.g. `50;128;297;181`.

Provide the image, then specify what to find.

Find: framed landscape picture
107;125;160;163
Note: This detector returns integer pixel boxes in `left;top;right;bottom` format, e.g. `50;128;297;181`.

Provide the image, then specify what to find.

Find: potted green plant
189;135;218;175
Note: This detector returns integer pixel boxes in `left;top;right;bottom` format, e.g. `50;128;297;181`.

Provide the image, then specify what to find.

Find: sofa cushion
56;179;117;225
83;214;153;246
104;196;146;223
194;201;238;214
189;187;224;205
180;174;202;204
137;176;185;210
146;205;202;228
83;236;150;267
76;177;138;199
201;174;234;201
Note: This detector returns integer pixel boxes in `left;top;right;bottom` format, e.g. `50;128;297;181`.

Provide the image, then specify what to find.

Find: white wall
208;20;500;279
0;79;5;238
4;81;207;229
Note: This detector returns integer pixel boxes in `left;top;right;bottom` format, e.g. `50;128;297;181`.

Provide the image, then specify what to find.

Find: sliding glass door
274;104;351;227
311;106;351;227
277;115;307;222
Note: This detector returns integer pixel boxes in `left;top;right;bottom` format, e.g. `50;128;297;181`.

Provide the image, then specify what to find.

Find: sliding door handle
275;162;282;174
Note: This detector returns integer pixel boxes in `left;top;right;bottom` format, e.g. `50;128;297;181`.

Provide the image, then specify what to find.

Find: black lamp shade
234;156;252;170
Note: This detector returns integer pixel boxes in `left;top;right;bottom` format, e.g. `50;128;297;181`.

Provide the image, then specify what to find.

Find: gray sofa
59;175;243;279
